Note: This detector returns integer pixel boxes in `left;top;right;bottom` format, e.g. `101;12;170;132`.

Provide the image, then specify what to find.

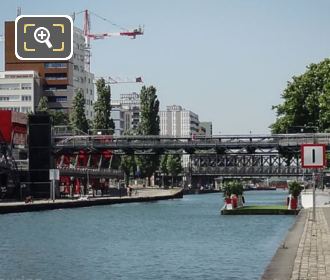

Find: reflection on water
0;191;294;280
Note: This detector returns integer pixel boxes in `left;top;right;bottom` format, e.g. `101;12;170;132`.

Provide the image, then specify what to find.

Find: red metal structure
54;133;119;196
83;10;143;40
0;110;27;146
75;9;143;71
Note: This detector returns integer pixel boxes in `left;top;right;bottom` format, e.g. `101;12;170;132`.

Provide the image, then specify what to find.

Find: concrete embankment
262;209;307;280
0;188;183;215
263;190;330;280
221;206;299;215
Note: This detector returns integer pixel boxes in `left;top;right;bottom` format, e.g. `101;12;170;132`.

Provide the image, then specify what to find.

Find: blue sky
1;0;330;134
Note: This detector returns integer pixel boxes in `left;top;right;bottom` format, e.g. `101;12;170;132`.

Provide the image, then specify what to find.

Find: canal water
0;191;294;280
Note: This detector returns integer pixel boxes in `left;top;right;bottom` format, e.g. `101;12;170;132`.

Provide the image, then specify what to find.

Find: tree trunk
125;173;129;188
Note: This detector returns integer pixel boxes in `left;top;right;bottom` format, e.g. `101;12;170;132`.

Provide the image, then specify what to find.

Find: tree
166;154;183;187
120;130;137;187
160;155;168;175
93;78;115;133
51;111;69;126
36;96;69;125
271;58;330;133
138;86;160;135
159;154;168;187
70;89;89;133
136;86;160;186
37;96;48;112
121;154;136;187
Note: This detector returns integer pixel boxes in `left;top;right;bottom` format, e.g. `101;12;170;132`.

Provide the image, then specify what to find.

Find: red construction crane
83;10;143;41
93;76;143;85
107;76;143;84
74;9;144;71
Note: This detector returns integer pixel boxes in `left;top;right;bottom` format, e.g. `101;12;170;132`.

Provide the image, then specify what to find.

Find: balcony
44;73;68;83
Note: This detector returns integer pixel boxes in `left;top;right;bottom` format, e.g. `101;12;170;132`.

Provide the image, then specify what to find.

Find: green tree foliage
36;96;69;125
271;58;330;133
136;86;160;185
166;155;182;178
166;154;183;186
289;181;303;198
93;78;115;133
138;86;160;135
37;96;48;112
160;154;168;175
70;89;89;133
121;155;136;187
51;111;69;126
223;181;244;197
120;130;137;187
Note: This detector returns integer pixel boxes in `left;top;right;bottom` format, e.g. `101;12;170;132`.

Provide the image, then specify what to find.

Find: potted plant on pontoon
223;181;245;209
223;184;233;209
288;181;303;210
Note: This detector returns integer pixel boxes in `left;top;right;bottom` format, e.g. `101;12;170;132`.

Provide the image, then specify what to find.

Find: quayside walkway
263;190;330;280
0;187;183;214
290;208;330;280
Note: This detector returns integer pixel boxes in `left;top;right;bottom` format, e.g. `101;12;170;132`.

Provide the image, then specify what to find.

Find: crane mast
82;9;143;71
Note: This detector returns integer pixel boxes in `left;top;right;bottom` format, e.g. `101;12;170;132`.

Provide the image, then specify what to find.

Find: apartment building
4;22;94;119
111;92;140;135
0;70;41;113
159;105;200;137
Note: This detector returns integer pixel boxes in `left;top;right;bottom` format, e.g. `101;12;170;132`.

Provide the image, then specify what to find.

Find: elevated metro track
52;133;330;155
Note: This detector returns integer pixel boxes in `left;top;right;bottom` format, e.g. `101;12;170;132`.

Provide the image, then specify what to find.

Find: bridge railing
191;166;312;176
58;166;123;178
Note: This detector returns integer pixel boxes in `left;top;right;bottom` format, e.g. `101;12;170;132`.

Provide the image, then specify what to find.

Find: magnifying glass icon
34;27;53;49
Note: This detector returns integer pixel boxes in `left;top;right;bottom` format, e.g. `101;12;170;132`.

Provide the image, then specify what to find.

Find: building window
44;63;67;68
21;95;32;101
5;95;20;101
44;85;68;91
0;83;20;90
48;96;68;103
21;83;32;90
0;96;9;101
0;107;20;112
21;106;32;113
4;74;34;78
45;73;67;80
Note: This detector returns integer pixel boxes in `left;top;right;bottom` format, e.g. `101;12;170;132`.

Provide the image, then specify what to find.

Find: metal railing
191;166;313;177
52;134;330;152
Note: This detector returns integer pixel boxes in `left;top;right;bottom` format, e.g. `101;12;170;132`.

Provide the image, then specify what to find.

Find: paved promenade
0;187;183;214
263;190;330;280
290;208;330;280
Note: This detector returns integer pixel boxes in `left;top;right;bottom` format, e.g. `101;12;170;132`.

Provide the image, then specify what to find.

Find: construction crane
74;9;144;71
93;76;143;85
108;76;143;84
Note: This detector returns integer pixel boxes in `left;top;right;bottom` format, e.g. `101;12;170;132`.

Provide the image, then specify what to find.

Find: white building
0;71;41;113
111;92;140;135
159;105;200;168
159;105;200;137
72;27;95;120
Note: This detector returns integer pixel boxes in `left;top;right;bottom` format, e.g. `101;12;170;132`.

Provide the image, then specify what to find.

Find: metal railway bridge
52;132;330;179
